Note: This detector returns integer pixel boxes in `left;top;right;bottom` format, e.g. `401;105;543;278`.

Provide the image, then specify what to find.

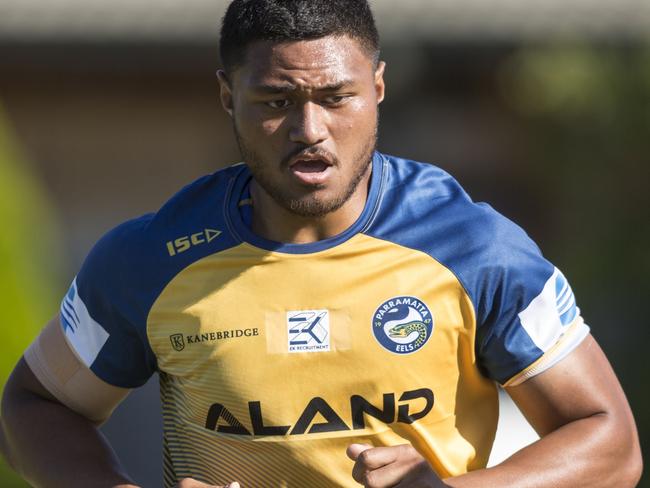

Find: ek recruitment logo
287;309;330;353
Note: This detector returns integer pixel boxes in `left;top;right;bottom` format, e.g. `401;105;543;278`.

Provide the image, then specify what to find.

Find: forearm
444;412;641;488
1;389;138;488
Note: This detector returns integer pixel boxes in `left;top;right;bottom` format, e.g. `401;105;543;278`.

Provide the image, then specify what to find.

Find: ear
217;69;234;117
374;61;386;104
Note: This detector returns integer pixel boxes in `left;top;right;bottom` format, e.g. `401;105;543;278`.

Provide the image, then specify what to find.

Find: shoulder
77;165;244;316
370;153;539;262
87;165;242;262
67;165;246;387
368;153;552;308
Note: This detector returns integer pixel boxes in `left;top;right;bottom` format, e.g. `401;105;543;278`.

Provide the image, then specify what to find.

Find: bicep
505;334;635;436
20;315;130;424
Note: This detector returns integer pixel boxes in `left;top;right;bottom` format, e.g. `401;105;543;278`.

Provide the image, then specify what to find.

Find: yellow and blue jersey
60;152;589;486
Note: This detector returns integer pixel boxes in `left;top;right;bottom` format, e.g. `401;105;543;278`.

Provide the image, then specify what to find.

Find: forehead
233;35;374;89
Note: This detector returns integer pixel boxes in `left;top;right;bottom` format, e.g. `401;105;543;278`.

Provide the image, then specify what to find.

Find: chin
286;195;345;218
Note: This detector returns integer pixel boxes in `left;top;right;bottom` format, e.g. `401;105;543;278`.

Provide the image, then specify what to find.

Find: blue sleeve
470;206;589;385
364;156;590;385
60;215;158;388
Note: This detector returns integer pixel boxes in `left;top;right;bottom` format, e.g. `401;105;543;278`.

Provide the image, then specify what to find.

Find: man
0;0;642;486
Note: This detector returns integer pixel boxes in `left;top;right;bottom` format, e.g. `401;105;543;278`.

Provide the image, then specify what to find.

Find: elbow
619;442;643;488
619;407;644;487
604;409;643;488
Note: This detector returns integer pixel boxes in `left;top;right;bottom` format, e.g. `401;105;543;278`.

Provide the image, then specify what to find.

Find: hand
347;443;447;488
173;478;240;488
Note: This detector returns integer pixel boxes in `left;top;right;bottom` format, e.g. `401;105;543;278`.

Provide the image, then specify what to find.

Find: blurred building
2;0;649;42
1;1;648;486
0;0;646;258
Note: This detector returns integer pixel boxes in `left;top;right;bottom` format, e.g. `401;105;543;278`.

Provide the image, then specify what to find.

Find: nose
288;101;328;146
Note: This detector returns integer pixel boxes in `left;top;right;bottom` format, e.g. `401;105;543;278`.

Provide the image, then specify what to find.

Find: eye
323;95;347;106
266;99;292;109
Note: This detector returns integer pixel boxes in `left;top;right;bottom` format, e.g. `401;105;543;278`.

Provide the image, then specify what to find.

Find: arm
348;334;642;488
445;334;642;487
1;317;242;488
0;317;137;488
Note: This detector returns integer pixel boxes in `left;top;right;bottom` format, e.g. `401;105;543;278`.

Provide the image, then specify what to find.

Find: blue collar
227;151;386;254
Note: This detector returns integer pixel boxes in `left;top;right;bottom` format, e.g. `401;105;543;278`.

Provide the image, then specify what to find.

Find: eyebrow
250;80;355;94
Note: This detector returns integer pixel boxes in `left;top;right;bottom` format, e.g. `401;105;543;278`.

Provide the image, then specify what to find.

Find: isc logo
166;228;221;256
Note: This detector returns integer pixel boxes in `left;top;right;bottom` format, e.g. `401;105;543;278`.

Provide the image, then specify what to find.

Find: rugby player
0;0;642;487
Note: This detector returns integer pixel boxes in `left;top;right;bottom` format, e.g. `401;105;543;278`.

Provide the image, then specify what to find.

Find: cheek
334;100;377;139
236;108;284;141
261;118;283;136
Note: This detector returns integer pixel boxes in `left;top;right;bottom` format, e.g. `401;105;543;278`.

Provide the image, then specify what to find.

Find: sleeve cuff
503;317;591;387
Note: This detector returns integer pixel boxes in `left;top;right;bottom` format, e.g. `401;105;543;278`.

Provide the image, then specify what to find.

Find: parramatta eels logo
372;296;434;354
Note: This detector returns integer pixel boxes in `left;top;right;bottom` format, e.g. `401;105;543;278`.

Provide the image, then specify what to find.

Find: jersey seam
359;232;480;337
223;164;247;243
358;232;480;364
144;241;246;365
503;317;589;387
359;156;388;233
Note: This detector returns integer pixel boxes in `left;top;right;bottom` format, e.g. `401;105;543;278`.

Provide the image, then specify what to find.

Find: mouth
288;153;334;185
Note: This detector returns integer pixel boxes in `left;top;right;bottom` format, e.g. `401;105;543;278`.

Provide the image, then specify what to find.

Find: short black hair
219;0;380;72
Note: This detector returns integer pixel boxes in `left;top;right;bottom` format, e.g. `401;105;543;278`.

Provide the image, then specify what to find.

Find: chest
148;239;482;435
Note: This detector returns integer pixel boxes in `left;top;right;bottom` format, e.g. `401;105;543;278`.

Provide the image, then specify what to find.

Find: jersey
58;152;589;486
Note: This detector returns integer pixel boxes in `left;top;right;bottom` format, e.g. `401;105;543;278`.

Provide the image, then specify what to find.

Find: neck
249;169;372;244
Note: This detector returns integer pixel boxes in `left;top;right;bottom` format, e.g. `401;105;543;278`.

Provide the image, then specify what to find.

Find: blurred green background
0;107;64;486
0;1;648;486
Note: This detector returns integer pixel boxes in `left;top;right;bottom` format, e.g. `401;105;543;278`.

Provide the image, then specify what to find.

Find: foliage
499;43;650;483
0;105;64;485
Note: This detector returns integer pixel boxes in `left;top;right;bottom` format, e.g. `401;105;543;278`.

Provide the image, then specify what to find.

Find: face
218;35;385;218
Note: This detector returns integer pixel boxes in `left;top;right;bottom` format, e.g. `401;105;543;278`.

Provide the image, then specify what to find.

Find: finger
353;445;428;486
362;462;415;488
346;443;373;460
364;459;430;488
351;445;403;483
226;483;241;488
353;445;405;468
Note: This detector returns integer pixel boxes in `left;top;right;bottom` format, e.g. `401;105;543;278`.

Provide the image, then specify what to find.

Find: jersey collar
226;151;386;254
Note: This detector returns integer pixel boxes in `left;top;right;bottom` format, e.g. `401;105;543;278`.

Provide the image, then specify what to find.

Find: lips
288;153;334;185
291;159;330;173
